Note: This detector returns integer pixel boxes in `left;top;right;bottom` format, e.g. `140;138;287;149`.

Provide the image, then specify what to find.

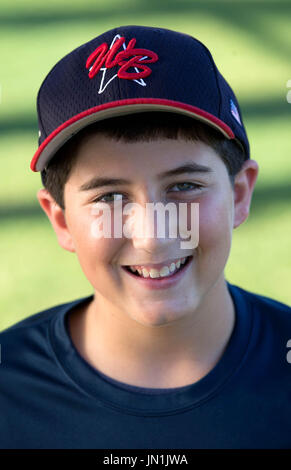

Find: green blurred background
1;0;290;330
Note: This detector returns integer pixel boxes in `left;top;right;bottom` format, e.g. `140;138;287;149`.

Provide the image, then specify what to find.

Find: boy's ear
233;159;259;229
37;188;75;253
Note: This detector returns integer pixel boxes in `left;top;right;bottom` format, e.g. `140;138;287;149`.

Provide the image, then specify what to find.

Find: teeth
159;266;170;277
142;268;150;278
128;256;189;279
149;269;159;278
169;263;176;272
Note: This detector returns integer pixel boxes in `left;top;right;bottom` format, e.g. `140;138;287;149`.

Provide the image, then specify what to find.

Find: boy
0;25;290;449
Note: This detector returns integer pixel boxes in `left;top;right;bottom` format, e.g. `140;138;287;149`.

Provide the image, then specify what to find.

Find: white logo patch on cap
230;98;242;125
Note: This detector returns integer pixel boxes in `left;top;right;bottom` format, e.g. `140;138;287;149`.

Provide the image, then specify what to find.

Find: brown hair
40;112;246;210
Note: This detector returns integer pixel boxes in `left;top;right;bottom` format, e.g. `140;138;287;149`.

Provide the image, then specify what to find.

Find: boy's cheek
197;195;233;247
72;224;124;277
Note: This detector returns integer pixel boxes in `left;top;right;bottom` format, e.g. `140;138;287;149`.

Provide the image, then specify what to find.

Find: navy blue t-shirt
0;282;291;449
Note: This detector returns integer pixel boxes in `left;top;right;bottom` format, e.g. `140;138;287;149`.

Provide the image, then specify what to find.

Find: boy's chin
127;302;200;328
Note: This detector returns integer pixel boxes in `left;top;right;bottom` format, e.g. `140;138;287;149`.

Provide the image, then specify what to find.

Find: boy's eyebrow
78;162;213;192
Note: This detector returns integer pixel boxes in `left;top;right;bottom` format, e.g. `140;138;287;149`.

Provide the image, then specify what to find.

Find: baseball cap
30;25;250;172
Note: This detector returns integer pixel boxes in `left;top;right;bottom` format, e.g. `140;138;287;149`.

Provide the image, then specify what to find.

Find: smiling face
38;133;258;328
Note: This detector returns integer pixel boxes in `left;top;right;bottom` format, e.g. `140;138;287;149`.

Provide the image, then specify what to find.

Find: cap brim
30;98;235;172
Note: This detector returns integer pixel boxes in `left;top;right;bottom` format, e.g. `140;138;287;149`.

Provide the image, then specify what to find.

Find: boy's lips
123;255;190;271
121;255;194;290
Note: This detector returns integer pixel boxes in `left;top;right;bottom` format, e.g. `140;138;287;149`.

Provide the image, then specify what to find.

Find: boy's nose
127;202;179;253
125;199;199;253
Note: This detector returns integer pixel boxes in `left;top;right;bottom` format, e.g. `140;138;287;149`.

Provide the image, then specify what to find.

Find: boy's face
38;132;258;327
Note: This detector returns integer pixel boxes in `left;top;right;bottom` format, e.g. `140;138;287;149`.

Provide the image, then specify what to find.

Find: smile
121;255;193;289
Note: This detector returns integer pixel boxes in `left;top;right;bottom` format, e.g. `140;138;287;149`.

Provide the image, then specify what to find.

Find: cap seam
202;44;222;118
187;37;222;118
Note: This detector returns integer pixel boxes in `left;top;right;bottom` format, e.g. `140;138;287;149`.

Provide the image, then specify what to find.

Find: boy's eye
169;182;202;192
92;193;124;203
92;182;202;204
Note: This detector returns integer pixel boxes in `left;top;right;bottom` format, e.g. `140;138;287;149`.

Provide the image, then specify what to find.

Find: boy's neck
68;276;235;389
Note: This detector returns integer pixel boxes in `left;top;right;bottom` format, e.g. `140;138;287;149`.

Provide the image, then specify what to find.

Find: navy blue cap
31;25;249;172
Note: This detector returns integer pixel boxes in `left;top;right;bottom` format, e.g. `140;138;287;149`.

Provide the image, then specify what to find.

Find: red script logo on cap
86;37;158;80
